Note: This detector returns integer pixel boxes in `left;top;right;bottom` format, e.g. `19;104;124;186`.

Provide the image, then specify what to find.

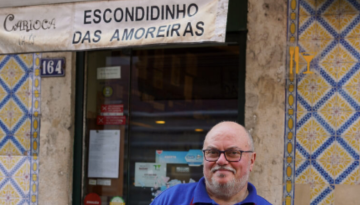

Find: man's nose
216;152;229;165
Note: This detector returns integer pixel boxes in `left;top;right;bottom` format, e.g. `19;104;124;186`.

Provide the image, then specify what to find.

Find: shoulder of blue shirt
150;177;272;205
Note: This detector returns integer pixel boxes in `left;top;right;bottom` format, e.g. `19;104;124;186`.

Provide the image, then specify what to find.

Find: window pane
128;46;239;204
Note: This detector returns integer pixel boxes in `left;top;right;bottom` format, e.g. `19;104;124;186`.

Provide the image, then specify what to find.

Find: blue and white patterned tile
340;14;360;38
300;16;319;40
320;41;340;63
311;159;335;184
337;62;359;87
13;93;32;115
317;0;340;15
337;91;356;111
295;160;312;183
313;87;337;111
339;0;360;14
338;87;360;110
311;136;336;160
336;111;360;135
335;160;360;185
300;0;316;16
339;38;360;61
336;136;360;160
310;183;335;205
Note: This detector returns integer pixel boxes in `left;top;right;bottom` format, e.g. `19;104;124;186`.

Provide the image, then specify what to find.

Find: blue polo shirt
150;177;272;205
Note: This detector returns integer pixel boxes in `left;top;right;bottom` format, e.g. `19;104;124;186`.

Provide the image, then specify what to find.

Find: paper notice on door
97;66;121;79
88;130;120;178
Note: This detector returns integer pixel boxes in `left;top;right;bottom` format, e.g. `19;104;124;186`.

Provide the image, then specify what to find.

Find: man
150;121;271;205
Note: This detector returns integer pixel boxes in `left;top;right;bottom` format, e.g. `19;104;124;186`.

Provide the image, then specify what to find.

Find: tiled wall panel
285;0;360;204
0;54;41;205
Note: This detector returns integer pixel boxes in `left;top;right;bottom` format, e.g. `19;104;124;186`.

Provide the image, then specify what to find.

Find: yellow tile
298;86;313;106
14;93;32;112
337;44;357;63
313;87;332;105
335;185;360;204
298;135;312;154
339;0;359;14
345;37;360;52
337;94;355;111
323;15;340;33
0;183;21;201
318;0;340;14
314;73;332;88
342;87;360;105
346;23;360;38
312;136;332;154
336;111;355;129
0;100;12;115
340;167;360;185
310;184;334;204
18;54;33;68
338;63;356;83
321;44;339;63
294;184;311;205
320;63;337;80
317;22;335;40
318;94;338;113
0;114;11;131
299;40;317;53
15;77;32;93
340;14;358;32
299;16;312;29
300;0;316;16
315;39;333;55
311;164;328;184
312;118;332;136
343;120;360;137
14;134;30;152
300;22;318;40
14;118;31;136
0;58;25;74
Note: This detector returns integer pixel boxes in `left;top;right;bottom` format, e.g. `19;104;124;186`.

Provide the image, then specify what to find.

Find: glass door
83;45;241;205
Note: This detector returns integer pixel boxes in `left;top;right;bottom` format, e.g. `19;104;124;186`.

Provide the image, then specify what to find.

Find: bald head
203;121;254;151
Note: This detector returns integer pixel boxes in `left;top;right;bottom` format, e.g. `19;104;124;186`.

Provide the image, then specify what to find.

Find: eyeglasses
202;149;253;162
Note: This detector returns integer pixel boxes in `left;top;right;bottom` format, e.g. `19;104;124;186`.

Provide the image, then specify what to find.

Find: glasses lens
205;149;219;161
225;150;241;161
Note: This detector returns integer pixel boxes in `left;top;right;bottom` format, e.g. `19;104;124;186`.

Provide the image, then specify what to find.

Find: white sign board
88;130;120;178
97;66;121;79
135;163;166;187
0;0;229;54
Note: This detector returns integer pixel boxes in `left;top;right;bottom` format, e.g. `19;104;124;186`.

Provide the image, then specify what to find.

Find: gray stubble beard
205;169;249;199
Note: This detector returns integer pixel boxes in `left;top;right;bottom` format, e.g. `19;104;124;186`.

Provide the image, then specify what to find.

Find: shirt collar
193;177;257;205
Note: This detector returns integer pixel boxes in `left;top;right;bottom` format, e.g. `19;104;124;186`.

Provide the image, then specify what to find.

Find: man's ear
249;152;256;172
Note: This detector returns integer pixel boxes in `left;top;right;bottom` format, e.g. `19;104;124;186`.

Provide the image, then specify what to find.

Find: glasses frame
202;149;253;162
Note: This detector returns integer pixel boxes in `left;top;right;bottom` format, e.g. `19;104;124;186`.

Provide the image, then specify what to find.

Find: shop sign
97;116;126;125
40;58;65;77
0;0;229;54
155;150;203;166
84;193;101;205
100;104;124;116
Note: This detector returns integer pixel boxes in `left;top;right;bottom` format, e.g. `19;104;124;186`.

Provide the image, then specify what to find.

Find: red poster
97;116;126;125
84;193;101;205
101;104;123;113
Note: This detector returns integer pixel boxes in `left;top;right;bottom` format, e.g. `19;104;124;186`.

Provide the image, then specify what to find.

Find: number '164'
42;60;62;74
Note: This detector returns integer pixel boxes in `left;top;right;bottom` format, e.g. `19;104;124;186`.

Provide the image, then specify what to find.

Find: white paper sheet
134;163;167;187
88;130;120;178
